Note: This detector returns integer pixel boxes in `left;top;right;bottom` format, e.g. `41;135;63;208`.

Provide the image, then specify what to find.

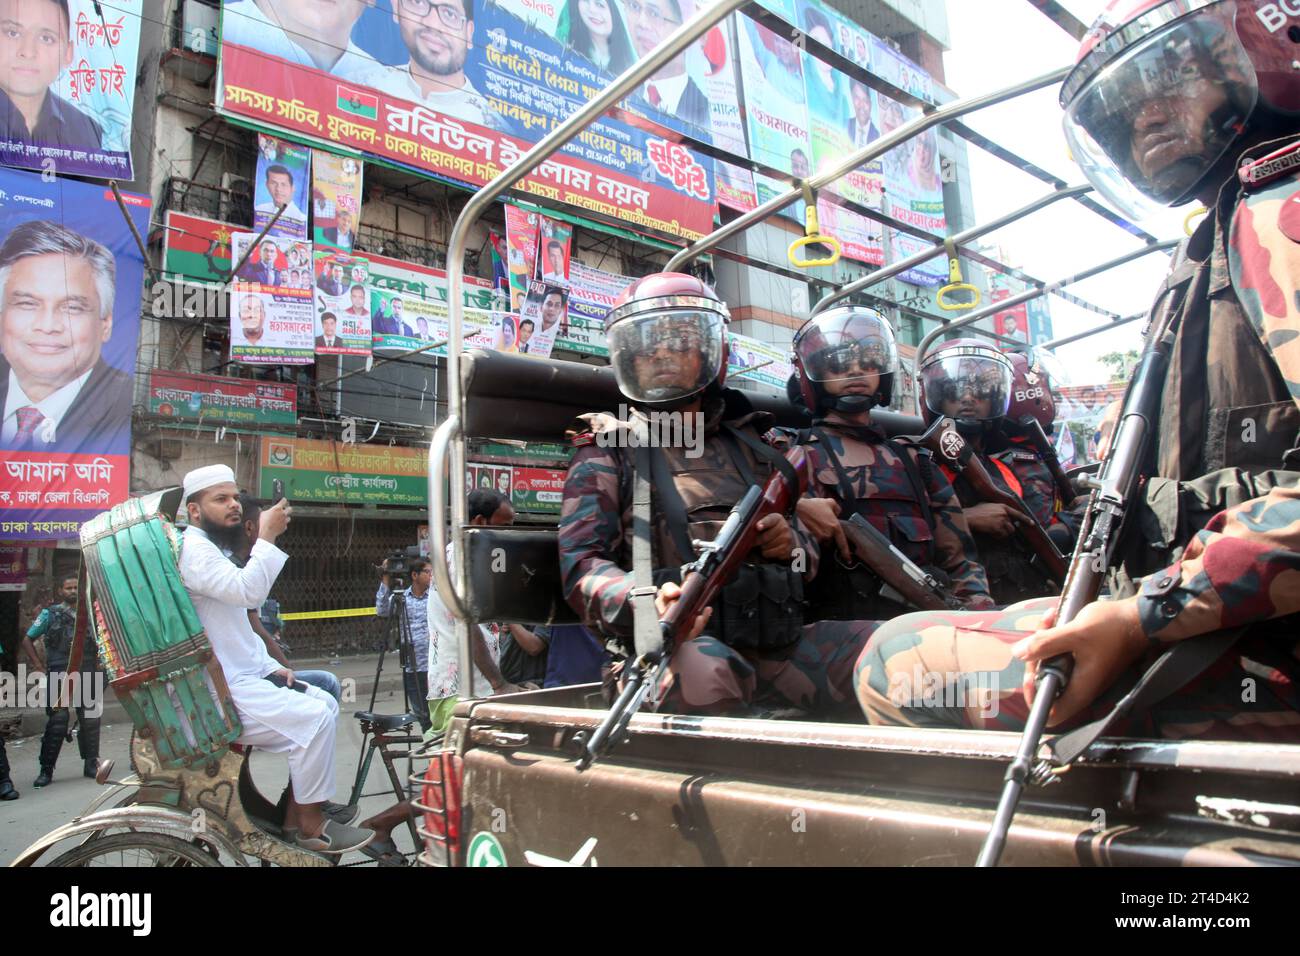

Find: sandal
294;819;375;854
359;836;405;866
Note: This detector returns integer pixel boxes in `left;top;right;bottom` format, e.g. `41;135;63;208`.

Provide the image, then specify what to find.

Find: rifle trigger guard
1029;759;1068;787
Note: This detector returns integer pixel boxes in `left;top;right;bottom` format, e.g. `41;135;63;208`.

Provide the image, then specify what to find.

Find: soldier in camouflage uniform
994;351;1084;553
857;0;1300;740
916;339;1060;604
559;272;876;717
782;307;994;619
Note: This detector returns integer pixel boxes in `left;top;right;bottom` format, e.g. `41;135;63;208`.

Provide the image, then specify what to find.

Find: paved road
2;669;434;867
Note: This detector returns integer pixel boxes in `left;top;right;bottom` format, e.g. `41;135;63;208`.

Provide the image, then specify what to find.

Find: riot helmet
792;307;899;415
1004;350;1057;432
605;272;729;406
1061;0;1300;220
918;339;1014;434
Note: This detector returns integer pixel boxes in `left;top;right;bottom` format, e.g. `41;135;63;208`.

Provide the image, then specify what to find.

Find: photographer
376;551;433;725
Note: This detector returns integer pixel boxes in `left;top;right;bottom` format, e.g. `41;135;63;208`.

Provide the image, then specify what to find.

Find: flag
336;85;378;120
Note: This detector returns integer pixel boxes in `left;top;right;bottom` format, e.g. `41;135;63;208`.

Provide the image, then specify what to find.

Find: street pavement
1;655;434;867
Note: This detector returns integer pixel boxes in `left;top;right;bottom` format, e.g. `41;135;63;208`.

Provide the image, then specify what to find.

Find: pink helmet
1004;351;1057;431
605;272;730;406
1061;0;1300;219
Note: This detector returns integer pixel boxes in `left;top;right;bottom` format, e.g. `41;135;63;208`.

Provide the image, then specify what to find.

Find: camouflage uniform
790;415;994;618
558;390;877;717
856;141;1300;740
993;436;1083;553
941;449;1059;605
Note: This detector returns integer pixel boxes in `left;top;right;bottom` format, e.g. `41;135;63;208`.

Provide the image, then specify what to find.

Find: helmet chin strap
831;393;877;414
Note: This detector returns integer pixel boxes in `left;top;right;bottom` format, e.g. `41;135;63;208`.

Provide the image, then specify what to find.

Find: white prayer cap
183;464;236;503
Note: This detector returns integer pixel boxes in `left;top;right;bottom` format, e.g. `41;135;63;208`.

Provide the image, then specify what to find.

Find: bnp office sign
259;438;426;506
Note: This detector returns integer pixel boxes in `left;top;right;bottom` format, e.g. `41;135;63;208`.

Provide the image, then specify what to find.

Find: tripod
343;582;429;853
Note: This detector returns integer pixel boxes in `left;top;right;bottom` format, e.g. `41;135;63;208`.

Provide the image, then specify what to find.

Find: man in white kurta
178;465;371;853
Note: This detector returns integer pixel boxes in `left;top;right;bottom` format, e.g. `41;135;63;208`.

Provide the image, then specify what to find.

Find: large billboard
217;0;719;240
0;169;150;540
0;0;142;179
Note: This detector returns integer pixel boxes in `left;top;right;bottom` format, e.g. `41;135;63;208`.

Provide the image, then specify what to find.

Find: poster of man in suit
0;166;150;539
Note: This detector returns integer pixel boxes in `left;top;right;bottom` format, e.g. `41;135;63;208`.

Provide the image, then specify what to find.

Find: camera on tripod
380;545;422;590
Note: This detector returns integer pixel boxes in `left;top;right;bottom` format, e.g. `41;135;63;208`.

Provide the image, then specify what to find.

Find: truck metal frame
421;0;1300;866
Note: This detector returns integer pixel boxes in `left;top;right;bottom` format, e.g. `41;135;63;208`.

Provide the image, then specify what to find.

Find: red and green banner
259;438;427;506
148;371;297;427
162;211;234;286
511;467;566;515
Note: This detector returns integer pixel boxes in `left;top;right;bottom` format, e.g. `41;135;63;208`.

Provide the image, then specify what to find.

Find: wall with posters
0;170;150;540
0;0;143;179
217;0;718;240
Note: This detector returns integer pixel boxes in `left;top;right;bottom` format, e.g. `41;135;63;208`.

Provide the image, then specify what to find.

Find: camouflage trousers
654;620;881;718
855;597;1300;740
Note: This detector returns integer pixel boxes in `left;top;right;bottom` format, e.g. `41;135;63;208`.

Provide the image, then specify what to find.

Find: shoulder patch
565;411;634;449
1239;140;1300;192
1279;189;1300;244
1011;450;1038;463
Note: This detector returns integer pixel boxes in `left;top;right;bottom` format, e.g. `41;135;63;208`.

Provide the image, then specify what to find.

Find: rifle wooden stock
660;446;809;646
913;418;1067;582
839;515;960;612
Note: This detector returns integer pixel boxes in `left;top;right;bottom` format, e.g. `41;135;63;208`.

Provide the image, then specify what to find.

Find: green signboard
259;438;427;506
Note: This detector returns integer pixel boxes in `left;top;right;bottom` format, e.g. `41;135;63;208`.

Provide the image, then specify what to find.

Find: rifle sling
1048;627;1245;766
630;433;664;661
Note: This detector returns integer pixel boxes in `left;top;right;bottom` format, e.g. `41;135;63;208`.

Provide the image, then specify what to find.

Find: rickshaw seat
354;711;419;733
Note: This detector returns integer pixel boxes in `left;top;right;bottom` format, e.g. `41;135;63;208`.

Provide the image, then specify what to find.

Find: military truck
413;0;1300;867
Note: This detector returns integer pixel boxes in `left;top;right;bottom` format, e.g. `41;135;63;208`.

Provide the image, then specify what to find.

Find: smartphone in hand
273;479;285;505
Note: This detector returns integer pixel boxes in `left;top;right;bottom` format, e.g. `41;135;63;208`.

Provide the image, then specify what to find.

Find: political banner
816;196;883;266
217;0;717;241
511;466;565;514
230;231;315;364
260;437;427;506
504;204;539;312
311;149;363;251
0;0;142;179
162;211;235;286
0;546;26;591
254;133;311;239
148;370;298;427
991;285;1029;344
466;462;513;500
368;252;495;354
558;260;631;356
313;249;370;355
0;168;150;540
736;17;810;180
537;217;571;286
726;331;792;391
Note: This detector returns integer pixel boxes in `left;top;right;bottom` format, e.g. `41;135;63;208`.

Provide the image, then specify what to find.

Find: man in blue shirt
23;573;101;788
377;556;433;727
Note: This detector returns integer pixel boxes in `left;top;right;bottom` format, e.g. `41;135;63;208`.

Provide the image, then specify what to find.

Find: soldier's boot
0;737;16;800
77;710;102;778
35;708;70;788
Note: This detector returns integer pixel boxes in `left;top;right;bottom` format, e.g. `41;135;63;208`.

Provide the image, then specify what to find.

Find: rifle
913;417;1068;582
839;513;963;612
1011;415;1078;508
575;446;809;771
975;283;1185;867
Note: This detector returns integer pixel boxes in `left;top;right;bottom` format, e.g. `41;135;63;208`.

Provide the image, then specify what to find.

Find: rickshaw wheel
46;832;222;868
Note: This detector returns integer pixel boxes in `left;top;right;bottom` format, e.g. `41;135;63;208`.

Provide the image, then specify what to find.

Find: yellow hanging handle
936;238;980;312
1183;206;1208;236
788;182;840;269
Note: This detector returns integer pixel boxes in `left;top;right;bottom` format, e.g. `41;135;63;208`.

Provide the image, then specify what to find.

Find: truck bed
439;686;1300;866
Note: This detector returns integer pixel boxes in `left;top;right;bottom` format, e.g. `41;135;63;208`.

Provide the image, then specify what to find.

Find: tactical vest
944;456;1056;606
635;395;804;653
39;603;78;672
803;423;947;621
